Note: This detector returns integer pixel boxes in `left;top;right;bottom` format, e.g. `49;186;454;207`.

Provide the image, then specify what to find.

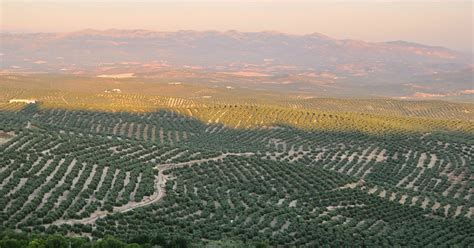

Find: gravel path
52;152;254;226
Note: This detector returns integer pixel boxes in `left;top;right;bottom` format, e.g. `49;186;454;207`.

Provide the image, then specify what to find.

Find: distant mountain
1;29;472;99
1;29;470;68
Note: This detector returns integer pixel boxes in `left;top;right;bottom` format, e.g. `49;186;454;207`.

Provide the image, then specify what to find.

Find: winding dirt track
52;152;254;226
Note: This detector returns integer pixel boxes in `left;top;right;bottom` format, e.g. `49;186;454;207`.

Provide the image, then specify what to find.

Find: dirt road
52;152;253;225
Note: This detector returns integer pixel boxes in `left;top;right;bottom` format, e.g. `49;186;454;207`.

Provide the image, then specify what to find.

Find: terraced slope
0;101;473;246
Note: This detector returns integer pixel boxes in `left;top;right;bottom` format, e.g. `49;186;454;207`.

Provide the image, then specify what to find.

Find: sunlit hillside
0;75;473;246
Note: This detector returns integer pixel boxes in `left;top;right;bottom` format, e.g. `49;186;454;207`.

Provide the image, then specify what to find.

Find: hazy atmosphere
1;1;473;247
2;0;473;52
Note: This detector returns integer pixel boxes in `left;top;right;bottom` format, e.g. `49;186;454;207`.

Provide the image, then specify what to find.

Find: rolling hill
2;30;472;100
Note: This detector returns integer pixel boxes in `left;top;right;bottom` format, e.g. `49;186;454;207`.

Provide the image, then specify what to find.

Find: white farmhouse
9;99;37;104
104;88;122;93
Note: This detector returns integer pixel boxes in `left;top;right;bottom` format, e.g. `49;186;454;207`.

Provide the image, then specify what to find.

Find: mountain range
1;29;472;100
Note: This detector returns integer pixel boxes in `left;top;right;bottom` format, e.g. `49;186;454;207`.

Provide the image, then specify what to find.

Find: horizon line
1;28;466;53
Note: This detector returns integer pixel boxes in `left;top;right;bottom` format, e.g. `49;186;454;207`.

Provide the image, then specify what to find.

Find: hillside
0;77;473;246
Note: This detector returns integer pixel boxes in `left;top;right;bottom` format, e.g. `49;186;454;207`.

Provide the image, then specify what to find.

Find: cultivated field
0;77;473;246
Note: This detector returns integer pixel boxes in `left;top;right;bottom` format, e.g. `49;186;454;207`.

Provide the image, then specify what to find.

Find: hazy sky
1;0;473;52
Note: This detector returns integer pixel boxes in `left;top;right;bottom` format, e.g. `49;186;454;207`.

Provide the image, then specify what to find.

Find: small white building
105;88;122;93
9;99;37;104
